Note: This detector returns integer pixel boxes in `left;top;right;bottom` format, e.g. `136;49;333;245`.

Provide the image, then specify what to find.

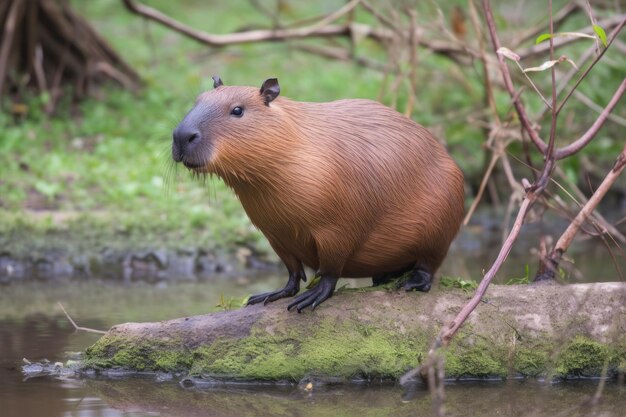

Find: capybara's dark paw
287;276;338;312
402;268;432;292
247;287;297;306
247;278;300;306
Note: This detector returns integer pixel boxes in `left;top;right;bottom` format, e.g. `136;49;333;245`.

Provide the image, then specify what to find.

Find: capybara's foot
247;285;298;306
247;270;303;306
287;275;338;312
402;267;432;292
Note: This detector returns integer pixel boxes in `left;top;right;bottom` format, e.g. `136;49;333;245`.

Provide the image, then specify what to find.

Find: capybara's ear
212;75;224;88
259;78;280;105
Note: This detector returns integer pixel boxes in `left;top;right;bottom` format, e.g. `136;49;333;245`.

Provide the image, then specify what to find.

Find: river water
1;269;624;417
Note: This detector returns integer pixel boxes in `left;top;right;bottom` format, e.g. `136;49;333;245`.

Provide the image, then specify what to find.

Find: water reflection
9;377;624;417
0;315;72;417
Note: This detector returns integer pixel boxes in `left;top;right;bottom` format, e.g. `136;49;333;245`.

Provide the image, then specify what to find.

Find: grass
1;0;625;256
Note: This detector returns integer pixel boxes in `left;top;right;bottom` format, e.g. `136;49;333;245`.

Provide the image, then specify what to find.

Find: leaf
535;33;553;44
523;56;578;72
524;60;559;72
496;47;520;62
535;31;596;44
593;24;607;47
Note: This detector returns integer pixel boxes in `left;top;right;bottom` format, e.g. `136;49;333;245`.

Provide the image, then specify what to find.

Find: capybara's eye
231;106;244;117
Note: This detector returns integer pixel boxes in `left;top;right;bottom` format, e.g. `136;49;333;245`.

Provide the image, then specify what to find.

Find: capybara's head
172;76;285;176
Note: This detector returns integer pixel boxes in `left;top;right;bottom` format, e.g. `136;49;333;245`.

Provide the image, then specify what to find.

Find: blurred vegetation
1;0;625;256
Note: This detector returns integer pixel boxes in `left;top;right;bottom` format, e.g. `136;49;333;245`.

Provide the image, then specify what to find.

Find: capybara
172;77;464;312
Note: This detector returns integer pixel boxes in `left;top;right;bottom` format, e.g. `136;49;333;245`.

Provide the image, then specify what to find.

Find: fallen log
84;283;626;382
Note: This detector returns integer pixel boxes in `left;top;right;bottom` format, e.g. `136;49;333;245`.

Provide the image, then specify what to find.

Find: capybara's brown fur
173;77;464;311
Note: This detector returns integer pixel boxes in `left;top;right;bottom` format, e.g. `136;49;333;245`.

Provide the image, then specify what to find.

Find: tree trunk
0;0;140;114
82;283;626;382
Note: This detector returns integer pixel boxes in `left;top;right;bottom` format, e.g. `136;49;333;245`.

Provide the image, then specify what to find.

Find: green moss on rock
555;336;617;377
513;347;550;377
444;345;507;379
190;319;427;381
83;326;626;381
85;335;192;372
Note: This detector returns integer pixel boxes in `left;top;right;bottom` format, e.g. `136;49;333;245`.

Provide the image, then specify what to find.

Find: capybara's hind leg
372;264;413;286
402;265;433;292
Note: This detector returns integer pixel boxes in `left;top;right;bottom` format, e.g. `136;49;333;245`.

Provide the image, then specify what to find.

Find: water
1;277;625;417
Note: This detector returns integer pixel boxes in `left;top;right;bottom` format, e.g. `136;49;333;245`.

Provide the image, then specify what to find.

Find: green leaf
535;33;553;44
593;24;607;47
535;31;596;45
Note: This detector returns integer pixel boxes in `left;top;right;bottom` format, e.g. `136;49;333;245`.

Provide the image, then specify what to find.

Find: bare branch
555;77;626;159
464;152;499;226
121;0;481;65
555;17;626;116
484;0;548;154
574;90;626;127
302;0;362;35
121;0;369;46
555;145;626;252
360;0;399;32
512;2;580;49
58;302;107;334
536;144;626;281
440;188;536;345
542;0;558;187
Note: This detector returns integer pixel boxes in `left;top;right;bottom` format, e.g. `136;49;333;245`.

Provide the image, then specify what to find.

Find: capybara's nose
172;122;201;162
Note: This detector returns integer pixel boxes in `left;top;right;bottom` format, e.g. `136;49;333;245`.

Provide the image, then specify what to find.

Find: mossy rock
83;283;626;382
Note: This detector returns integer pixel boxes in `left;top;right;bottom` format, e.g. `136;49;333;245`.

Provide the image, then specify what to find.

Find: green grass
1;0;625;254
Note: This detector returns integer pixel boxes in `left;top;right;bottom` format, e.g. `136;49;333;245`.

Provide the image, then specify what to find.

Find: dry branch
535;144;626;281
58;302;106;335
121;0;371;45
120;0;481;65
555;78;626;159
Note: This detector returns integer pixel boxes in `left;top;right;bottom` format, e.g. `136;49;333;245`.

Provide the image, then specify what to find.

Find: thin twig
464;152;499;225
121;0;368;45
484;0;548;154
555;78;626;159
574;90;626;127
440;187;536;345
301;0;362;35
404;8;418;117
516;13;626;59
58;302;107;334
512;2;580;48
555;17;626;117
542;0;558;186
360;0;398;32
553;145;626;260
